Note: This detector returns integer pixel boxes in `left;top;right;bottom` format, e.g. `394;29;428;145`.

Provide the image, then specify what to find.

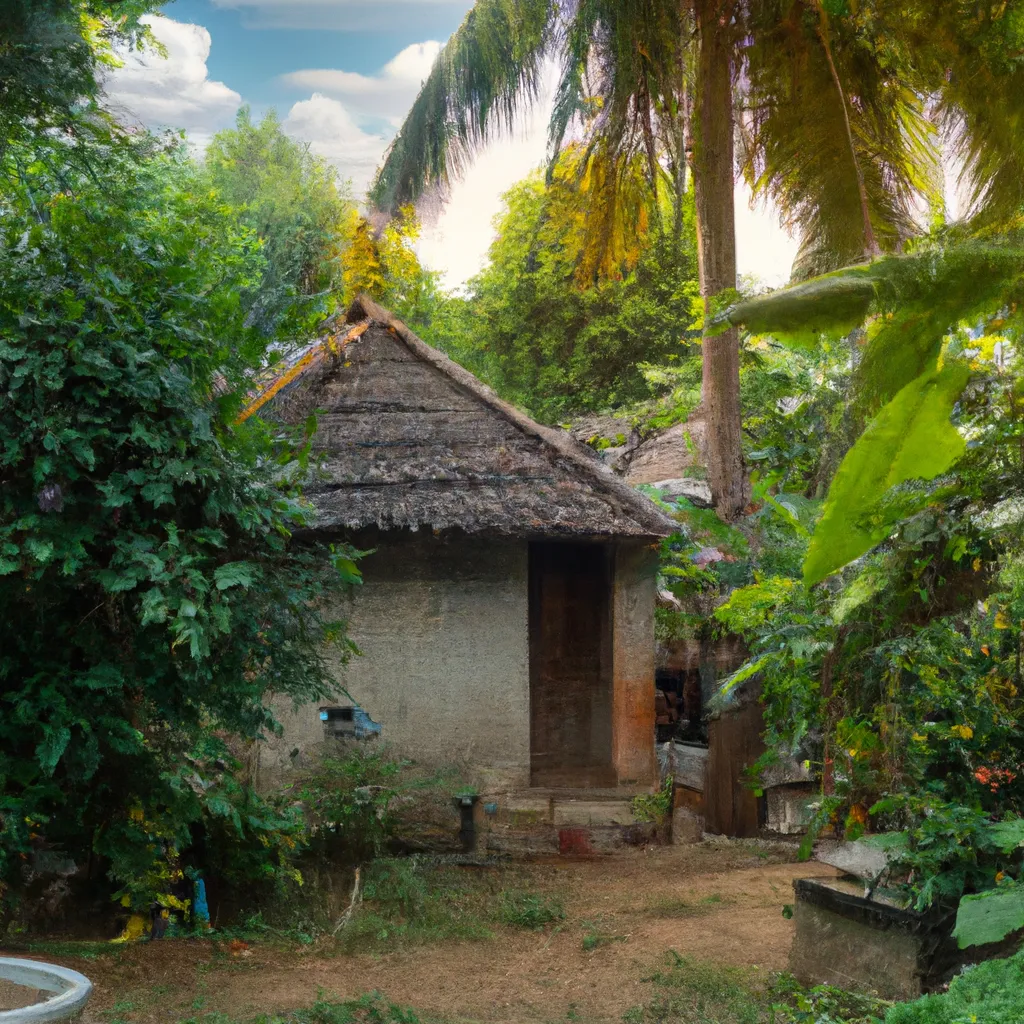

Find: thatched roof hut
242;295;677;539
252;297;674;807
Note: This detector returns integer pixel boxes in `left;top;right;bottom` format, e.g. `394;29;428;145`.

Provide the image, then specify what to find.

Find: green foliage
632;776;674;827
291;750;415;866
0;1;163;153
769;973;888;1024
336;858;495;952
0;130;358;910
717;327;1024;913
340;206;443;330
804;358;969;584
426;155;700;420
953;880;1024;950
884;951;1024;1024
498;890;565;930
370;0;553;214
722;272;878;350
625;953;886;1024
203;108;353;335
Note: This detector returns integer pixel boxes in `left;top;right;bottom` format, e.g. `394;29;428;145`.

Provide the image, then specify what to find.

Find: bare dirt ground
18;842;841;1024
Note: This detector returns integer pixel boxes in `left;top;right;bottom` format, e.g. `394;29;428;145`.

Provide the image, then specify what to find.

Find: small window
319;706;355;723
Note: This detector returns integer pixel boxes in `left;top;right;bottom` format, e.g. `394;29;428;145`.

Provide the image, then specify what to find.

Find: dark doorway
529;542;614;788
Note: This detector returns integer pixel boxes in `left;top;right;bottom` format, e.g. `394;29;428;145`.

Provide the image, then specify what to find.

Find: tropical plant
369;0;1024;520
713;320;1024;927
719;230;1024;583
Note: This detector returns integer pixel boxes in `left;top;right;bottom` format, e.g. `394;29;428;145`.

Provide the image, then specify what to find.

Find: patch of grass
21;939;120;961
581;929;627;952
624;954;886;1024
498;890;565;931
335;858;494;953
178;993;447;1024
580;916;627;952
100;1000;136;1024
624;954;765;1024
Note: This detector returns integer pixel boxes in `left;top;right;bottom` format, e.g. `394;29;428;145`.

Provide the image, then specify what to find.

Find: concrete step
501;790;646;827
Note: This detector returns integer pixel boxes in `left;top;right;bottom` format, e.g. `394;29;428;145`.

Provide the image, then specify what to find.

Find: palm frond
545;0;685;275
937;13;1024;225
862;1;1024;227
370;0;555;213
741;1;938;280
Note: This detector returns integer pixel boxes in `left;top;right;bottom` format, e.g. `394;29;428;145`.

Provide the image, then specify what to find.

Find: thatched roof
243;296;678;539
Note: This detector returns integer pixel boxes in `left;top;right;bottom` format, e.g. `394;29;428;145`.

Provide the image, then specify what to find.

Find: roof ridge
344;295;678;538
235;320;370;425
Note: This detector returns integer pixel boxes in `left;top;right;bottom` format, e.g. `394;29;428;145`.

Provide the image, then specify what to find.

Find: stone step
500;792;642;827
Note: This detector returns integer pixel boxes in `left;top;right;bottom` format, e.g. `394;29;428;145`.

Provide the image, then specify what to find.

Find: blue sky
107;0;479;179
165;0;471;114
104;0;798;287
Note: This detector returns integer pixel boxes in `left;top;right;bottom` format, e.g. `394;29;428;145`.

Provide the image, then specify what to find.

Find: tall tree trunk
692;0;747;520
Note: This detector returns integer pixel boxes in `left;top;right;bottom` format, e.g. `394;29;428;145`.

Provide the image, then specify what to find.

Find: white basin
0;959;93;1024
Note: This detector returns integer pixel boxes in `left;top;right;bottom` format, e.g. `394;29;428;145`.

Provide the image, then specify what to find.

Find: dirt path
30;843;840;1024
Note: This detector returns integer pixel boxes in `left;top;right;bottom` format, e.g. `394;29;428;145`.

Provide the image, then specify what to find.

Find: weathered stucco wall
261;532;531;792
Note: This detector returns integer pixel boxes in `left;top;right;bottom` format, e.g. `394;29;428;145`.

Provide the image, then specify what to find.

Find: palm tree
371;0;1024;519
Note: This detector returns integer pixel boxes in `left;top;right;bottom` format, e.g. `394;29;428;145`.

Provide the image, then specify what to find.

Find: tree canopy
426;148;700;420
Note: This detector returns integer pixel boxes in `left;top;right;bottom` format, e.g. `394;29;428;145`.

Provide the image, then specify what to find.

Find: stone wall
260;531;532;793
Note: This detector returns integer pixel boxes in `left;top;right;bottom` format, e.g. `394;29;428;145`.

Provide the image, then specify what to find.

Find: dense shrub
885;951;1024;1024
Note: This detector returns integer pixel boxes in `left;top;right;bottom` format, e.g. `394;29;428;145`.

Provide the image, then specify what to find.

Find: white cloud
209;0;472;32
283;41;441;124
103;16;241;150
283;93;389;193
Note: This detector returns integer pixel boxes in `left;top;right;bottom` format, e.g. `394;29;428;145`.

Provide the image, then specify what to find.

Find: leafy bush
632;776;674;828
0;130;360;913
291;750;415;866
885;951;1024;1024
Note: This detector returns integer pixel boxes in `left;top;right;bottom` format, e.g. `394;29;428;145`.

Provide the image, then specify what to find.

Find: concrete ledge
788;876;1022;1000
0;959;92;1024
